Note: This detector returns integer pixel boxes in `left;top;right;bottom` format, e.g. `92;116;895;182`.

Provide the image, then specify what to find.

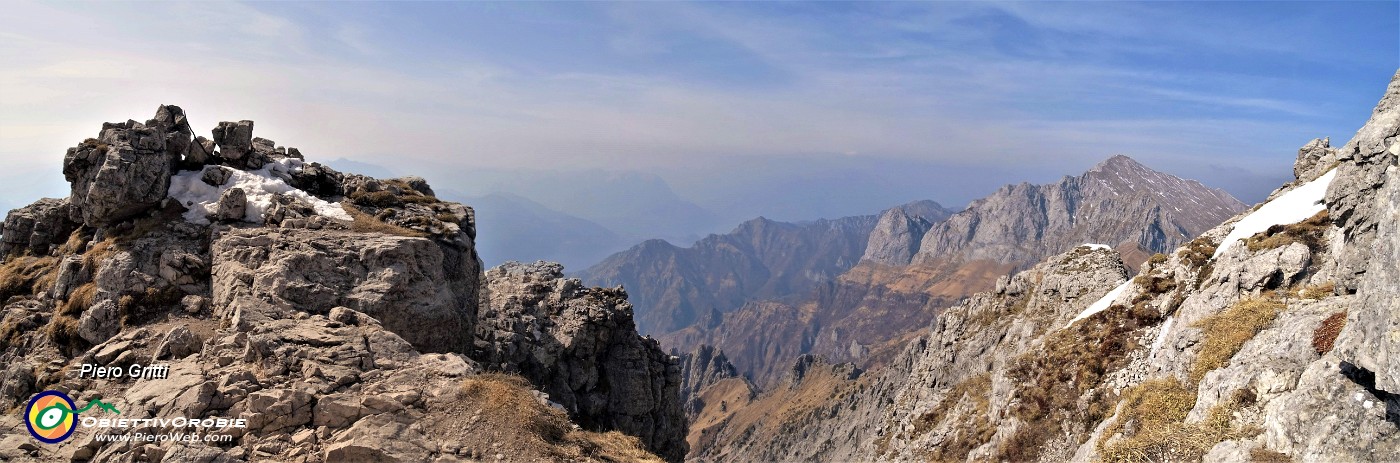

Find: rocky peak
0;106;686;462
912;154;1246;269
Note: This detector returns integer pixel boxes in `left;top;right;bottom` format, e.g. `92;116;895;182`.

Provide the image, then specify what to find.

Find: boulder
63;114;178;227
0;198;79;259
155;325;201;360
77;299;120;345
211;120;254;162
215;188;247;222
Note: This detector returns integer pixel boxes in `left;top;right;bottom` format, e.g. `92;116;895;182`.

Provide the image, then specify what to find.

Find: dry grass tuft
1097;377;1261;463
1312;311;1347;355
1245;210;1331;253
349;179;440;208
1299;282;1334;300
342;204;428;238
1147;253;1169;265
0;256;59;302
115;286;183;326
44;315;84;351
454;373;664;462
1190;297;1283;384
59;283;97;317
998;301;1161;461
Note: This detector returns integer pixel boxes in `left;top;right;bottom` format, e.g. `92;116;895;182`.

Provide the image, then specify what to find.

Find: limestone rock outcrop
0;198;79;259
861;206;935;265
63;116;179;227
212;228;480;354
475;261;688;462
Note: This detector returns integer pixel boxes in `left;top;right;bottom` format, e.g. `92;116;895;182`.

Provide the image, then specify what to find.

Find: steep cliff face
861;200;948;265
474;261;688;462
0;106;685;462
693;70;1400;463
579;212;908;334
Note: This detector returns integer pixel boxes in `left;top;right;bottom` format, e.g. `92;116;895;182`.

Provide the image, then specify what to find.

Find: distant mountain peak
1088;154;1149;174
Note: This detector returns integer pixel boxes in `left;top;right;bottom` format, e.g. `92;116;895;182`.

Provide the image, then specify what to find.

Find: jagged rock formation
913;154;1245;267
580;211;927;334
691;70;1400;462
474;261;688;462
675;345;741;419
0;106;684;462
664;157;1241;390
861;200;947;265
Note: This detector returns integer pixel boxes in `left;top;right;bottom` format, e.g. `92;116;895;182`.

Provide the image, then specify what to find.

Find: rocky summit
0;106;686;462
687;70;1400;462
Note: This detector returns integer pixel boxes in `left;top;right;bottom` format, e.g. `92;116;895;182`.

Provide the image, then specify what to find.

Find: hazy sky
1;1;1396;217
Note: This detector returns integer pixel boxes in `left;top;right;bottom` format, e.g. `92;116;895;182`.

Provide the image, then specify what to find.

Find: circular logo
26;391;77;444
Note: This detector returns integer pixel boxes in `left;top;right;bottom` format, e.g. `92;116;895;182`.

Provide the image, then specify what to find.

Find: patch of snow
167;159;351;225
1081;243;1112;251
1149;316;1174;357
1067;280;1132;327
1213;169;1337;259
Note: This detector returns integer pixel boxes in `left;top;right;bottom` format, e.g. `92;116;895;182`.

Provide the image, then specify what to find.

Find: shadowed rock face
475;261;688;462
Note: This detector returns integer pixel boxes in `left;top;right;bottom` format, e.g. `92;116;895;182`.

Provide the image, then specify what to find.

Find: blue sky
1;1;1396;217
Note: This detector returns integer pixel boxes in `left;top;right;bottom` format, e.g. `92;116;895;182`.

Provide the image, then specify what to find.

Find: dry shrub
1300;282;1334;300
1147;253;1169;265
342;204;427;238
349;179;439;208
1190;297;1283;384
0;256;59;302
1312;311;1347;355
1133;274;1177;295
1245;210;1331;253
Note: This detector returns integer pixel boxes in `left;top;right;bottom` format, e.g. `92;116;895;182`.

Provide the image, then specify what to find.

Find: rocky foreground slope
0;107;686;462
690;70;1400;462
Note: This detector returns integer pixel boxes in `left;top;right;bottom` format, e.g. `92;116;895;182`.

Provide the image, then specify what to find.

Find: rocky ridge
690;70;1400;462
0;106;686;462
663;156;1242;391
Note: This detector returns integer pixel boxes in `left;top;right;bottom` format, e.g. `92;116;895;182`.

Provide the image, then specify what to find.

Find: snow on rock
1067;280;1131;327
1081;243;1112;251
1149;316;1174;358
168;158;351;225
1212;169;1337;259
